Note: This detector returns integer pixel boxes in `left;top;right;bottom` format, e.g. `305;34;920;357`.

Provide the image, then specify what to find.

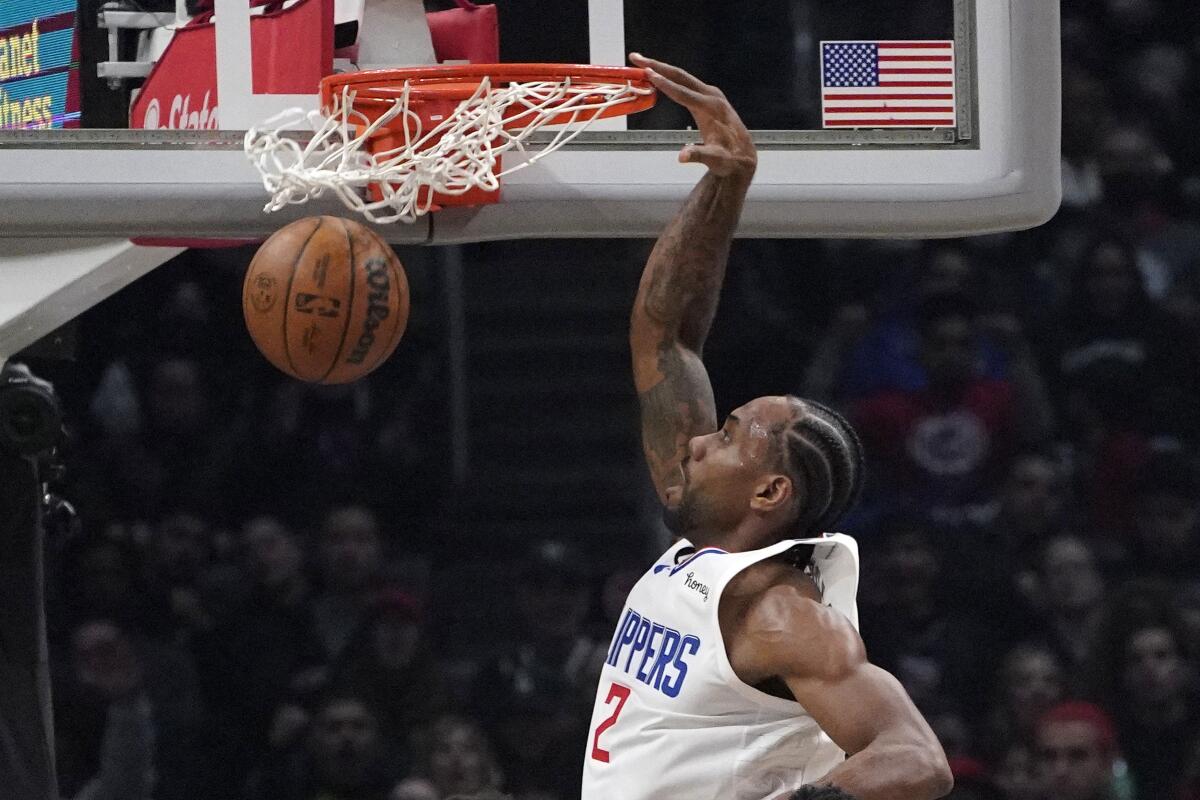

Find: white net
244;75;652;224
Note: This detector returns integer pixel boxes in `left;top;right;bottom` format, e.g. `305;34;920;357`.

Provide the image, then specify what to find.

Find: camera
0;362;64;458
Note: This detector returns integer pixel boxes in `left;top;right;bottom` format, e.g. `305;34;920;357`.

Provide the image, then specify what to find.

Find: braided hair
773;396;865;539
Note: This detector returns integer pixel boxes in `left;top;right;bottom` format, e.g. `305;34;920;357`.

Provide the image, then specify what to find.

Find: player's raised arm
627;54;757;502
734;587;954;800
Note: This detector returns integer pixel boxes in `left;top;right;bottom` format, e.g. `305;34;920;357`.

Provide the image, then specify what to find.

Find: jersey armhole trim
710;540;820;717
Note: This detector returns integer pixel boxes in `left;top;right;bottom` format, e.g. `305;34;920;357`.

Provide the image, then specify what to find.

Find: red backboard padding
427;1;498;64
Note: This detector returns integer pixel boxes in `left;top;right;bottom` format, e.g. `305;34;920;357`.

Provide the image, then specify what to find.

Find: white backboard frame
0;0;1060;242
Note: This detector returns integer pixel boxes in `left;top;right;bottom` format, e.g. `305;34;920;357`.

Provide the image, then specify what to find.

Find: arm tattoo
631;171;749;495
639;171;749;351
637;342;717;489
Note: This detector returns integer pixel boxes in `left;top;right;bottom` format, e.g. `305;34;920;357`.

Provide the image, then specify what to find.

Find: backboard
0;0;1061;243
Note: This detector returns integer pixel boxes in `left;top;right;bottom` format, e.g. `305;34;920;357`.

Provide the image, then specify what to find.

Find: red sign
130;0;332;129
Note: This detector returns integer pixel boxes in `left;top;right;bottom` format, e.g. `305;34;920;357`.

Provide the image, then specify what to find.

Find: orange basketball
242;216;410;384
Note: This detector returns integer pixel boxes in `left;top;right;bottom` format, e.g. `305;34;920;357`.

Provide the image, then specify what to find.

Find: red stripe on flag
878;55;953;62
824;93;954;100
878;81;955;87
825;106;956;113
826;119;955;126
878;69;953;75
878;41;953;48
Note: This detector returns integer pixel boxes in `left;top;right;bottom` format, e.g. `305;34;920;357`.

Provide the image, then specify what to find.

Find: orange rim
320;63;656;122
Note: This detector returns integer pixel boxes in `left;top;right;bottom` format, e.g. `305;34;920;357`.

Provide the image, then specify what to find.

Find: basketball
242;216;410;384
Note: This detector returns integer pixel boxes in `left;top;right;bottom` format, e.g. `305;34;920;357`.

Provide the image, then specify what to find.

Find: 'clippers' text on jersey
605;608;700;698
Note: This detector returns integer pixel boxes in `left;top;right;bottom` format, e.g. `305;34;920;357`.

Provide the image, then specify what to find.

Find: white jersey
580;534;860;800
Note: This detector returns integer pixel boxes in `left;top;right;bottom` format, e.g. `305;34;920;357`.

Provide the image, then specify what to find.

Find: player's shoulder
728;559;864;681
722;548;815;596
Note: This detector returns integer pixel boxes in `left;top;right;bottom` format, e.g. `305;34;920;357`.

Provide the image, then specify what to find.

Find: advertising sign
0;0;79;129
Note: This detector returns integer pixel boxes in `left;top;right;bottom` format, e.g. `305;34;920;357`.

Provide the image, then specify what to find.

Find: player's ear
750;474;792;513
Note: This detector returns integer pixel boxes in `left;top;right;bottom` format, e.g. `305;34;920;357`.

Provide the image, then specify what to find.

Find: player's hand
630;53;757;180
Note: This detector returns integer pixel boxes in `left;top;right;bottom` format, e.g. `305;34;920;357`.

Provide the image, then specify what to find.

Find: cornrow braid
776;396;865;538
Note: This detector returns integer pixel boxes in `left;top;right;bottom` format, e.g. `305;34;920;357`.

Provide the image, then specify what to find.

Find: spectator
1102;617;1199;799
238;380;431;526
1034;702;1119;800
251;694;400;800
141;513;214;642
314;506;388;662
72;358;236;523
851;291;1053;524
804;243;1005;403
1174;581;1200;660
56;533;154;635
392;715;504;800
993;744;1039;800
192;516;325;796
1128;450;1200;581
1060;65;1113;210
982;454;1073;545
1027;536;1107;684
949;454;1075;622
56;620;156;800
981;643;1066;760
53;615;206;800
1094;123;1200;303
471;540;605;797
858;520;993;716
1059;361;1154;540
1046;232;1198;449
328;590;448;745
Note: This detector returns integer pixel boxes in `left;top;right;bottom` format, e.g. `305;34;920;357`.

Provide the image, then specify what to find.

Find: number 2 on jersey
590;682;631;763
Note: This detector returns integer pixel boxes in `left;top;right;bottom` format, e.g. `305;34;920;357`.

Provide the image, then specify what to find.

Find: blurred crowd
32;0;1200;799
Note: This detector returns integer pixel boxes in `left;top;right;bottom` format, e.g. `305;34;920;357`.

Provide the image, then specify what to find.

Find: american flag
820;40;956;128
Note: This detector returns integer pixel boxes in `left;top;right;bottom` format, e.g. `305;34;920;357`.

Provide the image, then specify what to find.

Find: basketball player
580;55;954;800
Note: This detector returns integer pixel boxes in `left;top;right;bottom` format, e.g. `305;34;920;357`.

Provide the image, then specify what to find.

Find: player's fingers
678;143;730;168
643;68;714;111
630;53;713;94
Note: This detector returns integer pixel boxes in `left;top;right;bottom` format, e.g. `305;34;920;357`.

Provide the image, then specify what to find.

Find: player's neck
688;520;777;553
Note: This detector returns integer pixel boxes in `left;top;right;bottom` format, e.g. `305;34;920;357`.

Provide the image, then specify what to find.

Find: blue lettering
635;623;665;683
607;609;637;666
624;618;652;672
647;628;681;690
661;634;701;698
612;610;642;668
603;609;700;699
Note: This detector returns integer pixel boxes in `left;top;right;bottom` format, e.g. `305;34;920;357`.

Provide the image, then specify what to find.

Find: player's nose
688;435;706;462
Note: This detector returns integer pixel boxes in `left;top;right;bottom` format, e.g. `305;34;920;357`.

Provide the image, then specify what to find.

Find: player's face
670;396;793;535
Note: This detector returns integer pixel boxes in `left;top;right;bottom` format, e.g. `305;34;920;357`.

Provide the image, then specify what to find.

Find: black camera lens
0;385;62;457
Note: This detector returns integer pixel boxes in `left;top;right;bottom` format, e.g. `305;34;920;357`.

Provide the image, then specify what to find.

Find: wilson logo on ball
345;258;393;365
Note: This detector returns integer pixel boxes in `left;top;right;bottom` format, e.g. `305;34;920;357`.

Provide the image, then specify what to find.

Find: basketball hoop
244;64;656;224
